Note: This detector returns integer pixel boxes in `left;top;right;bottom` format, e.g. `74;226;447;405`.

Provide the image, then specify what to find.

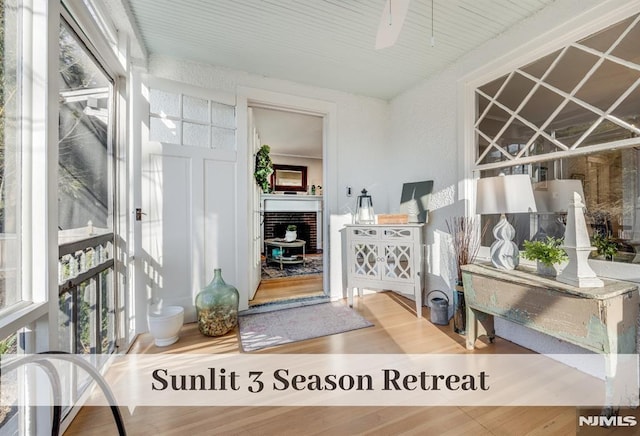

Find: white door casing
237;87;339;301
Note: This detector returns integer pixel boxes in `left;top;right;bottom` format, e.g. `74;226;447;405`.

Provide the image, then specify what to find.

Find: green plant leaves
521;236;568;266
254;144;273;193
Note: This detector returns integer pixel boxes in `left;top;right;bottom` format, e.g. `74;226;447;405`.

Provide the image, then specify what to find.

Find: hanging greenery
254;145;273;193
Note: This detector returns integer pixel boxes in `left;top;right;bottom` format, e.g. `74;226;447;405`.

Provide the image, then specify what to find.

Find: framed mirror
271;164;307;192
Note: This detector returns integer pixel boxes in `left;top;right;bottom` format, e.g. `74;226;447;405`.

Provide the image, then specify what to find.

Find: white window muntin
473;10;640;172
149;88;236;150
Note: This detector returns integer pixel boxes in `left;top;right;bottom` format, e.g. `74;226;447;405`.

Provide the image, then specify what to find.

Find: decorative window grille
474;13;640;170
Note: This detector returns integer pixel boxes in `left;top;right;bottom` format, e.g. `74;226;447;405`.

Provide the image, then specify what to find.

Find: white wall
145;54;390;304
390;71;461;300
389;0;640;355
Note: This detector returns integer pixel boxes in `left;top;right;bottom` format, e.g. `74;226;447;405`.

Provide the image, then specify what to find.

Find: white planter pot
285;231;297;242
536;262;556;277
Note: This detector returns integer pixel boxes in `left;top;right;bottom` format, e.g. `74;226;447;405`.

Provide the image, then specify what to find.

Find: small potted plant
521;236;568;276
285;224;297;242
591;233;618;261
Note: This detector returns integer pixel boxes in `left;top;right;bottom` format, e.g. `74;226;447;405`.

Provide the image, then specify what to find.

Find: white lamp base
490;214;519;270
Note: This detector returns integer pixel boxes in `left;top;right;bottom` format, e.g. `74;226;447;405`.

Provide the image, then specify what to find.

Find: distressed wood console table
461;263;638;355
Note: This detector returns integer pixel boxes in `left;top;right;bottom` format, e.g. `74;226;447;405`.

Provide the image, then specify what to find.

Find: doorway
249;107;325;306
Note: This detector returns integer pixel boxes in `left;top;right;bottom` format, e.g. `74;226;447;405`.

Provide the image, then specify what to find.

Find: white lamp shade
533;179;585;213
476;174;537;215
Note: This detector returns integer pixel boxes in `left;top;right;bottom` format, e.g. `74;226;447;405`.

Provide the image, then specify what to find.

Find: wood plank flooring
250;275;324;306
65;292;580;435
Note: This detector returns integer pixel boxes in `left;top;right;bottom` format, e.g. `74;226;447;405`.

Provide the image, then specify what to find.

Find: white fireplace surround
262;194;323;250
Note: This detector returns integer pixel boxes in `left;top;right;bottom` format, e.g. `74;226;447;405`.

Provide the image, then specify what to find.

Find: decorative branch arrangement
446;216;486;284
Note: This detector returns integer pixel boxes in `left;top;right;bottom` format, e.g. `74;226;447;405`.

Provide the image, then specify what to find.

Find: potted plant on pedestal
446;217;485;334
521;236;568;276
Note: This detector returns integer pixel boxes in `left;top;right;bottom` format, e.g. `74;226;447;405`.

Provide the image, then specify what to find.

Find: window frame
0;0;52;343
1;0;131;433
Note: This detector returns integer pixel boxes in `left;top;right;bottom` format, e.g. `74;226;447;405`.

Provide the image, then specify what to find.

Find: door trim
236;87;338;304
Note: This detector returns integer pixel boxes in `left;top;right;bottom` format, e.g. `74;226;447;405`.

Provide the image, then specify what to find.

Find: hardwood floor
65;292;579;435
250;275;324;306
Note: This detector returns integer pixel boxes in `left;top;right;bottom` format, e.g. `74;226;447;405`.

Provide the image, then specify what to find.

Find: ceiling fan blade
375;0;410;49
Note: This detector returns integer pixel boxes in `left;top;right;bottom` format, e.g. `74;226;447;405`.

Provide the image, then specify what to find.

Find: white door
248;108;262;299
141;81;239;322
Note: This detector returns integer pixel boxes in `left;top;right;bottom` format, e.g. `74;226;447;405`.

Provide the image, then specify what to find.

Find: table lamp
533;179;585;237
476;174;537;270
533;179;585;213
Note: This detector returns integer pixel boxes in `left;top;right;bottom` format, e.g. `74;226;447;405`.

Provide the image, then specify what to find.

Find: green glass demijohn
195;268;239;336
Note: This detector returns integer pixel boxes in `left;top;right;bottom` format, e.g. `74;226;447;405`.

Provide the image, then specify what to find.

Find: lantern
355;189;375;224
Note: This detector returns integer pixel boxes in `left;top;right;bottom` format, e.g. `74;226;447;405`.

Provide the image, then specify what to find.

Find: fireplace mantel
262;194;323;212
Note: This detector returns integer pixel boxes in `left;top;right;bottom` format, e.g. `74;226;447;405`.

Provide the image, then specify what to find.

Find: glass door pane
57;20;116;357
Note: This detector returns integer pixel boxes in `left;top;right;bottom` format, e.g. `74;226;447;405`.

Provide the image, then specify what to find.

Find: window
475;13;640;168
149;88;236;150
0;0;21;312
0;331;18;429
58;19;116;356
474;12;640;264
0;0;126;432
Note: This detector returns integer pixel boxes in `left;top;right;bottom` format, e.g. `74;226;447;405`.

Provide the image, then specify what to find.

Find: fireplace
264;212;319;254
262;195;323;254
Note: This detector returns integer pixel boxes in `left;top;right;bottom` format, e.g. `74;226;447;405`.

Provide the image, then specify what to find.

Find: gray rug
261;256;323;279
238;302;373;352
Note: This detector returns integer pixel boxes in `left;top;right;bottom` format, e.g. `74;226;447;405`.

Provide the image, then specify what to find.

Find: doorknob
135;208;147;221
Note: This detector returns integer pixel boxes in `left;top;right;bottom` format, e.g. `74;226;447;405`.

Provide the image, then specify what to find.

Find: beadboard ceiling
127;0;557;100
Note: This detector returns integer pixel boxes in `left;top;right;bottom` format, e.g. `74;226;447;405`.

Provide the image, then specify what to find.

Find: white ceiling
126;0;557;100
252;108;323;158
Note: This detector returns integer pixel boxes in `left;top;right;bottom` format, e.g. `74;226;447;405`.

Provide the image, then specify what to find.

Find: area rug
244;295;330;315
261;255;323;279
238;302;373;352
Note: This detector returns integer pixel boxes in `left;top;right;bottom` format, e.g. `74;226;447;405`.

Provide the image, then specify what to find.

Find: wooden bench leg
466;306;477;350
466;307;495;350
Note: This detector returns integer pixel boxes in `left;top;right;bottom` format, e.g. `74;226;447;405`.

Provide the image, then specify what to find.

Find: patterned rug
261;255;323;279
238;302;373;352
